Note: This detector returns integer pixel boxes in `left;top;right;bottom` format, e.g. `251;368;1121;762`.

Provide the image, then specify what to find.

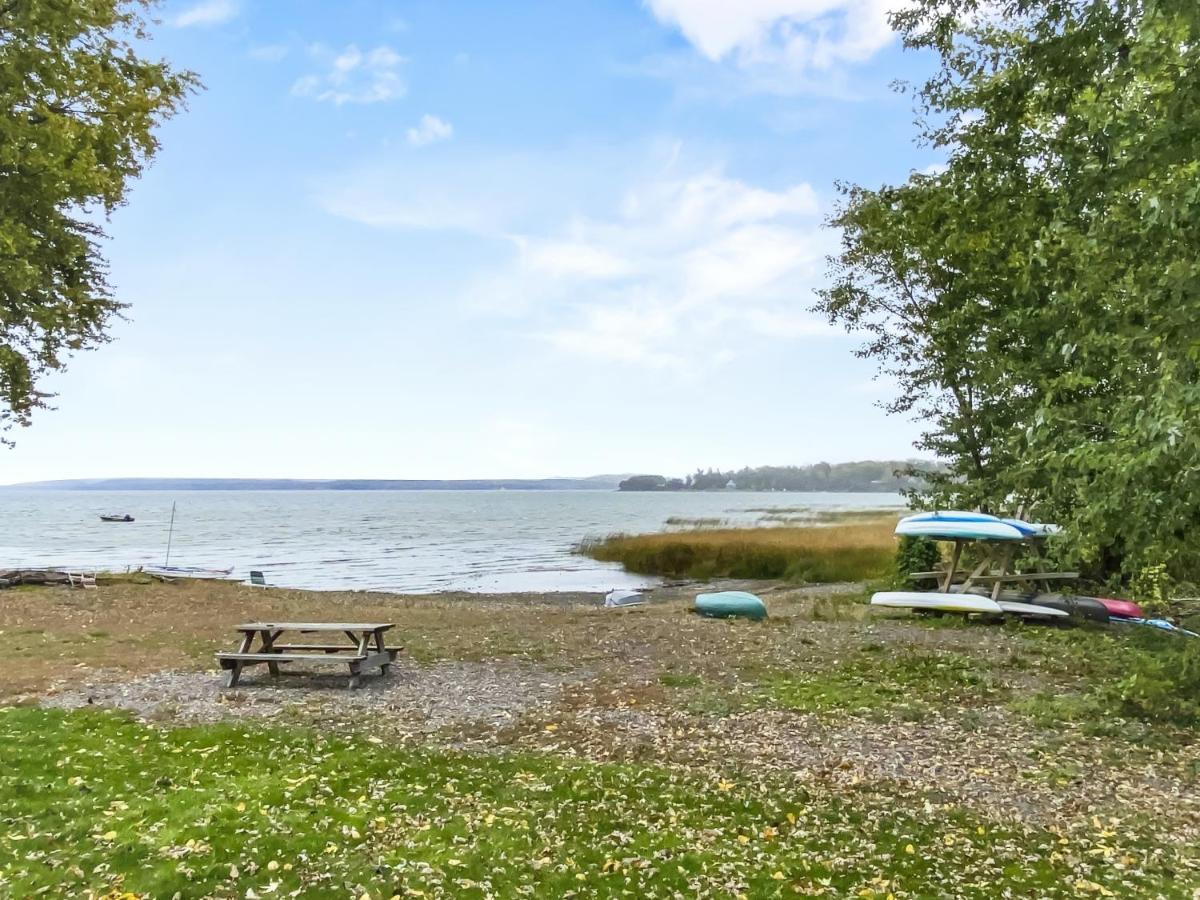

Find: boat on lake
99;514;134;523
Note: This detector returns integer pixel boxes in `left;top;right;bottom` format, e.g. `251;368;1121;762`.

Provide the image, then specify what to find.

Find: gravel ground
506;699;1200;836
42;659;586;735
37;655;1200;837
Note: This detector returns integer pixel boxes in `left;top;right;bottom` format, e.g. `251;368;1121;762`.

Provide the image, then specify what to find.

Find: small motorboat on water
100;514;134;523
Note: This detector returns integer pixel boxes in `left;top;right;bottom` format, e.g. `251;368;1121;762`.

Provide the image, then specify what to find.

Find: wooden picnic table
217;622;399;689
909;535;1080;600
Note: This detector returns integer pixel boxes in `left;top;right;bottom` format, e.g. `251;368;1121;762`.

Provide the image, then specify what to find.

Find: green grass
578;522;896;583
897;614;1200;734
657;671;703;688
0;708;1192;898
754;651;1000;718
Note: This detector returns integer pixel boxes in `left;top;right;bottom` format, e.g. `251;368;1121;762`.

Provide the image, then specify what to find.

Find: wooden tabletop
237;622;394;632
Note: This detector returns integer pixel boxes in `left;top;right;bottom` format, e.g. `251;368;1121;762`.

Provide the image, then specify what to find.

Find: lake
0;490;906;592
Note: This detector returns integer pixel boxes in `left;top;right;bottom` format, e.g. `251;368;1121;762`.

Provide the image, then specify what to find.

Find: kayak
896;511;1055;542
1113;617;1199;638
1095;597;1144;619
996;600;1069;619
605;589;645;608
871;590;1003;615
1023;593;1111;623
695;591;767;620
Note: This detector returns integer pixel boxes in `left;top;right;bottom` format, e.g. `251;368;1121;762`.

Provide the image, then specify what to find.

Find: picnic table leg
349;633;371;689
942;541;963;593
374;629;391;675
262;629;282;677
961;557;991;592
227;631;254;688
991;546;1014;602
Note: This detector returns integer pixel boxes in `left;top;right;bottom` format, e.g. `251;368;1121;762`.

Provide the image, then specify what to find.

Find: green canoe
695;591;767;620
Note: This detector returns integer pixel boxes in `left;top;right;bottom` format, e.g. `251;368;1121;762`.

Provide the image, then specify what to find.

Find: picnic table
908;536;1079;599
217;622;399;689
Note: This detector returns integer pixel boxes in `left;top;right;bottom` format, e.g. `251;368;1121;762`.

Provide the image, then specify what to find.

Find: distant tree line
618;461;928;493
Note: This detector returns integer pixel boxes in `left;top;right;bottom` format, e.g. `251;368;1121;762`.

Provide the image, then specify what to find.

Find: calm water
0;490;906;592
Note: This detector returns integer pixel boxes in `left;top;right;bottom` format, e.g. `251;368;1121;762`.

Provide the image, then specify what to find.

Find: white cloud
497;169;830;368
406;114;454;147
515;237;632;279
248;44;289;63
314;144;833;370
645;0;897;74
292;45;407;105
173;0;238;27
533;172;831;367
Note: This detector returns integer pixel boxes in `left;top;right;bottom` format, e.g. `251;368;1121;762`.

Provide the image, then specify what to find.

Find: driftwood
0;569;75;587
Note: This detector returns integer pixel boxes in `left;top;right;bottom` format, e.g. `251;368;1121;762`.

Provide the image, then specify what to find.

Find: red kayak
1095;597;1144;619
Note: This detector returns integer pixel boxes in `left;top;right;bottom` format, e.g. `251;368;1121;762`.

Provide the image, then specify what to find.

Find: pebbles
42;660;585;735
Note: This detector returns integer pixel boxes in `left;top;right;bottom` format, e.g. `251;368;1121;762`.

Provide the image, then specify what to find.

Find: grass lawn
2;707;1193;899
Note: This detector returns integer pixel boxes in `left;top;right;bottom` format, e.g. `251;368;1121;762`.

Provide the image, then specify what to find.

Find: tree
818;0;1200;587
0;1;197;439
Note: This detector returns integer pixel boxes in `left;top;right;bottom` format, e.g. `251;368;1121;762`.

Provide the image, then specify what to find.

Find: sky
4;0;941;484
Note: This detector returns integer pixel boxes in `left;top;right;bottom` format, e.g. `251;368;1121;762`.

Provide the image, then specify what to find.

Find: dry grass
579;520;899;582
0;578;888;701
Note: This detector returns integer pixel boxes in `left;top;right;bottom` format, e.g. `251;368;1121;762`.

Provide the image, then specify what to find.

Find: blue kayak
695;591;767;620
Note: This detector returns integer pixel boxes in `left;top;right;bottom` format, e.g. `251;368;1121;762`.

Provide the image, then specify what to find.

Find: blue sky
5;0;939;483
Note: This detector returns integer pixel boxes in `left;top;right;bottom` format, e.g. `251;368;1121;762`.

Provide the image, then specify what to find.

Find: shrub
892;535;941;588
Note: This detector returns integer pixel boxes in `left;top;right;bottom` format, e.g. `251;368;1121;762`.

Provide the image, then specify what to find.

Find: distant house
725;479;737;490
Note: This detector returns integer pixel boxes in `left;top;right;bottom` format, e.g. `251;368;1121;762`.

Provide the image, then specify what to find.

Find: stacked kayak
1012;592;1112;623
872;511;1162;626
895;510;1058;542
696;591;767;621
871;591;1009;616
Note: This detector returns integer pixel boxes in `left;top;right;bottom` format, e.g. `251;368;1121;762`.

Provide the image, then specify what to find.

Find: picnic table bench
217;622;399;689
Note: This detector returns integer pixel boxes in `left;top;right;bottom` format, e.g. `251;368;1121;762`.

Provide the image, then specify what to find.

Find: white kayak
996;600;1069;619
870;591;1003;615
896;511;1057;542
605;589;645;608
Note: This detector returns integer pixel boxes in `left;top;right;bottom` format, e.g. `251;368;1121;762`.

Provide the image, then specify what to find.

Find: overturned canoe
605;589;645;608
695;591;767;620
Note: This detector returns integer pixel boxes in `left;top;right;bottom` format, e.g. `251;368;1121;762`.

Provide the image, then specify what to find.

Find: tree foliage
0;0;196;438
817;0;1200;588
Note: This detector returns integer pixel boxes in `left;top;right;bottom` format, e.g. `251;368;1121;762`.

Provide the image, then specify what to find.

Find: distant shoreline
0;477;625;492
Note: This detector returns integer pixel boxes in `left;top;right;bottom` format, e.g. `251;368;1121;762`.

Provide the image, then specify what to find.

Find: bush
892;535;941;588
